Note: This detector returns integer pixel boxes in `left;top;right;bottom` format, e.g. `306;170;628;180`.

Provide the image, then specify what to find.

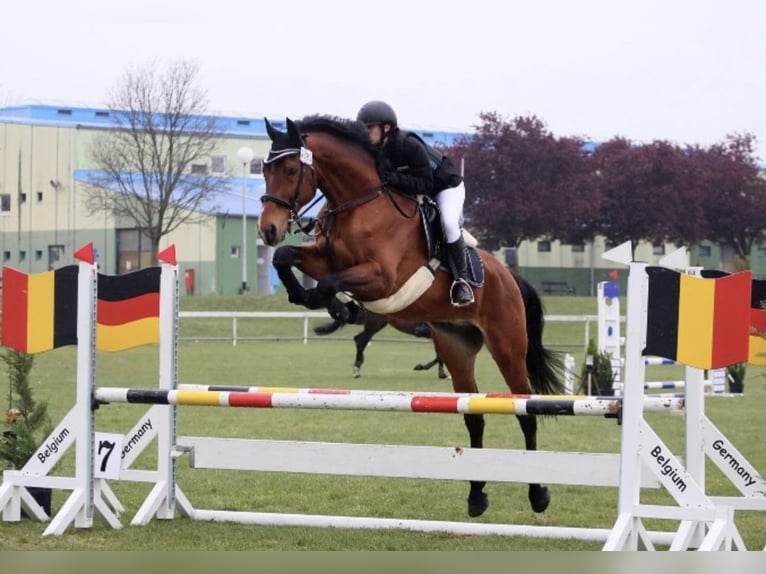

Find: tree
456;112;600;250
697;132;766;267
587;138;710;253
86;59;225;265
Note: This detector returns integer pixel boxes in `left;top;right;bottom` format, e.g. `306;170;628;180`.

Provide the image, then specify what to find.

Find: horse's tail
513;272;567;395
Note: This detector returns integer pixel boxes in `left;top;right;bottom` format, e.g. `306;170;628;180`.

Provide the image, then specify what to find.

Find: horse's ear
286;118;301;144
264;117;282;141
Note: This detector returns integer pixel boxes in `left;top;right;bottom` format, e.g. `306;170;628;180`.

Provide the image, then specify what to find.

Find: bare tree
86;59;225;264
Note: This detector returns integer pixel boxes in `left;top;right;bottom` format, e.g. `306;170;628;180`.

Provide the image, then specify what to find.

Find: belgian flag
749;278;766;365
1;265;79;353
643;267;751;370
1;266;161;353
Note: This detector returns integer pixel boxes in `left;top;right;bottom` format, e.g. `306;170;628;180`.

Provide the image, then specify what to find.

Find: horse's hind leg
352;330;371;378
463;413;489;517
516;415;551;513
412;355;450;379
483;321;551;514
352;314;388;378
430;325;487;517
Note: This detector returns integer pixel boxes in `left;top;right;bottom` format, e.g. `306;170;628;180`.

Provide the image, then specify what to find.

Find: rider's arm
382;135;434;196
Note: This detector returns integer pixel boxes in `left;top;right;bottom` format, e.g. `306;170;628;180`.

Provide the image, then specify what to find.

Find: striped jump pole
94;386;685;417
643;380;712;390
644;356;678;366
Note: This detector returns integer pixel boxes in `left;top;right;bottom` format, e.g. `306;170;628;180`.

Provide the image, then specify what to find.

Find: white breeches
436;181;466;244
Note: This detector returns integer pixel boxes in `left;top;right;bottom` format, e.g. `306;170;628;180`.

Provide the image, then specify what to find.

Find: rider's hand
382;169;400;187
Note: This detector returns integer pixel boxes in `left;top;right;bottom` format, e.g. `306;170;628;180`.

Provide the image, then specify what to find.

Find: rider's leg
436;183;474;307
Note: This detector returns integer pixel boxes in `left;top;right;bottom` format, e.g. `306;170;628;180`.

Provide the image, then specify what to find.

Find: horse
313;310;449;379
258;115;565;518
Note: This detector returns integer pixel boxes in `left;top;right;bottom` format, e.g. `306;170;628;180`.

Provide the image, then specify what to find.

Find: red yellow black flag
748;278;766;365
643;267;751;370
1;266;78;353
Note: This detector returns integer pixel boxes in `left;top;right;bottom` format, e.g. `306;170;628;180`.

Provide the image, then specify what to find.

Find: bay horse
314;310;449;379
258;115;565;517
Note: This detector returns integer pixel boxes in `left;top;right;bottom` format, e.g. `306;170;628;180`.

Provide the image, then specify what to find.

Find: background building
1;104;754;296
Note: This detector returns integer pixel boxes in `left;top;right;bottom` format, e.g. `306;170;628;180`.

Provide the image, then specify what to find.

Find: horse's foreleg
272;245;342;312
272;246;311;306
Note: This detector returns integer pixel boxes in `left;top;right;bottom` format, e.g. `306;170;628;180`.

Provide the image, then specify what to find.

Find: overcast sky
3;0;764;158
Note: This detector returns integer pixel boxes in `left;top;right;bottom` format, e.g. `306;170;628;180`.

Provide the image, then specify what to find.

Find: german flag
749;278;766;365
644;267;751;369
97;267;161;352
1;266;79;353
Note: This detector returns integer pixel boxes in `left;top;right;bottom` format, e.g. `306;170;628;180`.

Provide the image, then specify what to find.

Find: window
698;245;712;257
571;244;585;252
652;244;665;255
35;250;43;261
116;228;153;274
95;111;110;118
19;251;26;261
3;251;10;261
48;245;65;269
191;164;207;175
758;246;766;259
249;158;263;175
1;194;10;214
19;193;26;204
537;240;551;253
237;119;251;126
231;246;241;258
211;155;225;174
36;191;43;202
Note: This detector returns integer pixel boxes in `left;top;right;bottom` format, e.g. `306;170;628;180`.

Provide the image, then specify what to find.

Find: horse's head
259;117;318;246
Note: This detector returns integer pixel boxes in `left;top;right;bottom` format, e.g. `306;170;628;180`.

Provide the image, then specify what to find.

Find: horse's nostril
264;225;277;245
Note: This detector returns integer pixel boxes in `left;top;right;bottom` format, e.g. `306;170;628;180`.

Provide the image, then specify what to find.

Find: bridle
260;143;320;227
261;136;386;235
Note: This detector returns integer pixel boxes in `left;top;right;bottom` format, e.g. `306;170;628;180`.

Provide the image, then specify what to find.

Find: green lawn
1;294;763;550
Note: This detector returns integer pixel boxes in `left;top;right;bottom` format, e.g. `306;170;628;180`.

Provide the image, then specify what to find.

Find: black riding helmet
357;100;398;127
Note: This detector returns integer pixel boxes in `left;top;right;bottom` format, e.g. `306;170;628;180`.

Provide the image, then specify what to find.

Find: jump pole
94;387;685;417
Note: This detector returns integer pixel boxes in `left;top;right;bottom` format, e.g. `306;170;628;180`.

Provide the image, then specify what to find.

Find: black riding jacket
379;129;435;197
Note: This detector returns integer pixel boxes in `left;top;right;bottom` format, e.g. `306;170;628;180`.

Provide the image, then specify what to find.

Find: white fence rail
178;311;600;350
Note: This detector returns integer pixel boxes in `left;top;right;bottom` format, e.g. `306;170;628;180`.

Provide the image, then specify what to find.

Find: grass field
1;294;764;550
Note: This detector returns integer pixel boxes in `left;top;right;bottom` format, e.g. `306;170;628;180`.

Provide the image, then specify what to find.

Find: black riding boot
446;238;475;307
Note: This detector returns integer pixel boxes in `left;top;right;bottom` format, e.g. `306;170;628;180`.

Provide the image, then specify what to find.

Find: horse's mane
297;115;378;160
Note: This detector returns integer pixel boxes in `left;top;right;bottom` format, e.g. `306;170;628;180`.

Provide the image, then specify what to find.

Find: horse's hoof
352;367;361;378
467;493;489;517
529;485;551;513
413;364;425;371
438;372;449;380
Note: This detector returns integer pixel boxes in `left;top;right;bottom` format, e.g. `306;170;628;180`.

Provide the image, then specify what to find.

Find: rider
356;100;474;307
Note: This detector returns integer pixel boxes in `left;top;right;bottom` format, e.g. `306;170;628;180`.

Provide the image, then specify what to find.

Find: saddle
419;197;484;288
355;196;484;315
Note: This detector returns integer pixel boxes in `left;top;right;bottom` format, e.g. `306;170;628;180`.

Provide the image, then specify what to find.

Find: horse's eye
287;166;299;177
